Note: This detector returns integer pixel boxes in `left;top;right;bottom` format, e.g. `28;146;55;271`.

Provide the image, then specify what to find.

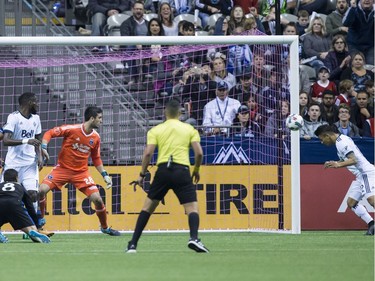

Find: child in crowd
311;66;337;103
335;79;356;106
296;10;309;36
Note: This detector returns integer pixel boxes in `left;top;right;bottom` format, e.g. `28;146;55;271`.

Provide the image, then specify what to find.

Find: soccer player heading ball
315;124;374;235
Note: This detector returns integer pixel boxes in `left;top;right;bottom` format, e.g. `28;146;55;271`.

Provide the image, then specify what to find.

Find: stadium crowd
45;0;375;138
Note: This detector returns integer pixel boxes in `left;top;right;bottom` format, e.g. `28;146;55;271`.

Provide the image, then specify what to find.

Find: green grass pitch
0;231;373;281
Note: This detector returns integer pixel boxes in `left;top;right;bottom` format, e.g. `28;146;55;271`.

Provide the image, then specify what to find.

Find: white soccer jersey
336;134;375;178
3;111;42;167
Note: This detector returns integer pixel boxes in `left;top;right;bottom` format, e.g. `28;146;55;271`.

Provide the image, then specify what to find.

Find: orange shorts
42;165;99;197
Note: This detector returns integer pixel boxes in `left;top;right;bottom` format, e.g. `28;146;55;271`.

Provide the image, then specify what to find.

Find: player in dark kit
0;169;50;243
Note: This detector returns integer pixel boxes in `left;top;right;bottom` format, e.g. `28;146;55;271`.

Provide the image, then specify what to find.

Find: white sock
351;204;373;224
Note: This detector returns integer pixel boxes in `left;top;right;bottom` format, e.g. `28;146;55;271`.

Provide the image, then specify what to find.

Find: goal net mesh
0;32;298;233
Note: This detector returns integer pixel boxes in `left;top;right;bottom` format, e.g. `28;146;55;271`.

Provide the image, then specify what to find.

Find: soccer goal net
0;33;300;234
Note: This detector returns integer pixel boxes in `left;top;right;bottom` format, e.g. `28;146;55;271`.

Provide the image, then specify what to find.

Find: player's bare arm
3;131;41;147
324;152;357;169
191;141;203;184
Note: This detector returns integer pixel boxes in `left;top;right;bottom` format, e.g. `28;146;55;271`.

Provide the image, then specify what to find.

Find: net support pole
289;38;301;234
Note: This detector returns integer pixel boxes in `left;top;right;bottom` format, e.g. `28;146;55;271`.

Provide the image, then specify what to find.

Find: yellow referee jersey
147;119;200;166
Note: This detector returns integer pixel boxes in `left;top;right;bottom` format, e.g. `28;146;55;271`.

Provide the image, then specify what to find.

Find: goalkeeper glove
101;171;112;189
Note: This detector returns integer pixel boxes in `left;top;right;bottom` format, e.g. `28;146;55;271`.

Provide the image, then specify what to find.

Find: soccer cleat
38;229;55;237
126;241;137;253
0;231;9;243
188;238;209;253
365;224;374;236
28;230;51;243
100;227;121;236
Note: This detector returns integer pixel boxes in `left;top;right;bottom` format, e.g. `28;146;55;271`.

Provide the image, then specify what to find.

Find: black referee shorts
0;199;35;230
148;163;197;204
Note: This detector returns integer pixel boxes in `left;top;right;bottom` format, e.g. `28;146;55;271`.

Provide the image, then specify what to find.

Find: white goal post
0;35;300;234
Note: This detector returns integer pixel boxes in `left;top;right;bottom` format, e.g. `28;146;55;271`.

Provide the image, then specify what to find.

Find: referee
127;99;209;253
0;169;50;243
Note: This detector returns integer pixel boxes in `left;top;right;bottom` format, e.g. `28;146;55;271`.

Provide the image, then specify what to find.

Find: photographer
182;64;217;125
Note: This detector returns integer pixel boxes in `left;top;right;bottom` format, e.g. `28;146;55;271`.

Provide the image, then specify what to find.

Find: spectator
169;0;194;16
259;0;288;17
227;27;253;76
365;80;374;108
299;91;310;120
180;20;195;35
311;66;337;103
120;1;148;85
364;118;374;137
343;0;374;64
265;100;290;139
336;79;357;107
302;16;331;72
323;34;351;86
228;6;247;34
300;102;328;139
325;0;349;37
245;94;262;126
233;0;258;14
259;69;282;122
295;9;309;36
195;0;233;28
143;18;165;79
287;0;327;15
340;51;374;92
245;6;266;33
229;72;258;103
210;54;237;90
182;64;217;125
250;52;270;91
158;2;178;36
88;0;130;38
202;81;241;136
334;104;360;137
320;89;339;125
350;91;374;136
213;15;230;35
231;104;261;137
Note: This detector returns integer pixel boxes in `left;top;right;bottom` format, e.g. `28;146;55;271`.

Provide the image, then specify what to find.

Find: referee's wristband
22;139;29;144
41;144;48;150
101;171;109;177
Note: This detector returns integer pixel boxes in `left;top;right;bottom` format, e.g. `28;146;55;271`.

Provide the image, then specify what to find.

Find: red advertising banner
301;165;374;230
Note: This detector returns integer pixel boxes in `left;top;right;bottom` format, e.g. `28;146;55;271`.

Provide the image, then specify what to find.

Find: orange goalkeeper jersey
43;124;103;172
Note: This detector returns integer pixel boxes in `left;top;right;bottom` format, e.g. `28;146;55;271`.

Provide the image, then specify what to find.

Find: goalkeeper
38;106;120;236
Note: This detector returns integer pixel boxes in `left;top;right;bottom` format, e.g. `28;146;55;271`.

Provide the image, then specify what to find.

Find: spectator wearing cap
334;104;360;137
231;104;261;138
311;66;337;103
320;89;340;125
202;81;241;136
265;100;290;139
229;72;258;103
323;34;351;86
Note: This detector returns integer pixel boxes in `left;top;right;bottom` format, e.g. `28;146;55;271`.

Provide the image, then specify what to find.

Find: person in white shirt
1;92;48;212
202;80;241;136
315;124;374;235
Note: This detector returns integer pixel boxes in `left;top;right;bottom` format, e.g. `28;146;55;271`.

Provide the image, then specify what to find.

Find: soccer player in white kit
315;124;374;235
1;92;47;213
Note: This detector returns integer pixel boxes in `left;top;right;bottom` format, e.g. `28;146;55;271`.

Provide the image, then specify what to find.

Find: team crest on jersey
48;175;53;180
89;139;94;146
33;121;37;127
